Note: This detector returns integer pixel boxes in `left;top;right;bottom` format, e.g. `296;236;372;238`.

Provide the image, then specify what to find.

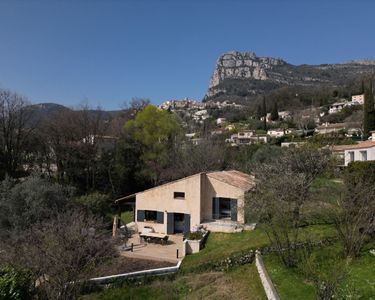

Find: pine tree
270;102;279;121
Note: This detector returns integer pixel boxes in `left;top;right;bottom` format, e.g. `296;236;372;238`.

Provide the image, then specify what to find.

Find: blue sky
0;0;374;110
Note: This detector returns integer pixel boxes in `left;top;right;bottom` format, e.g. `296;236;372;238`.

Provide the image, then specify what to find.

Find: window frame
144;210;157;222
174;192;185;199
360;150;367;161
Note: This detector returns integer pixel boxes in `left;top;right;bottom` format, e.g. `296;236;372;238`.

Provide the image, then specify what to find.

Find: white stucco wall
201;176;245;223
134;172;249;234
135;173;203;233
344;147;375;166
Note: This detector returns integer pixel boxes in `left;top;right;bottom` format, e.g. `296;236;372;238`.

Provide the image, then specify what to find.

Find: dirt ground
92;256;175;278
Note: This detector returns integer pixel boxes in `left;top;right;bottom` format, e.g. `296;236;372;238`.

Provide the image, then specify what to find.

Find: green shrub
183;231;205;240
76;192;112;216
0;266;33;300
345;161;375;185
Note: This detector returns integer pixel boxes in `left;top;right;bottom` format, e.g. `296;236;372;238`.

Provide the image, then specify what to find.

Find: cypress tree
270;102;279;121
262;96;267;130
256;105;263;120
363;79;375;138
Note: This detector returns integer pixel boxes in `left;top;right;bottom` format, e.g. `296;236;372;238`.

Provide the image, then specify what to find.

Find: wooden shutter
167;213;174;234
156;211;164;224
183;214;191;234
136;210;145;222
231;199;238;221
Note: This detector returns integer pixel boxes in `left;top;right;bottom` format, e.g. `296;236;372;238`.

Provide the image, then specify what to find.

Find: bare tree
1;210;117;300
75;104;107;191
331;181;375;258
162;139;227;182
246;147;331;267
40;109;80;183
0;88;34;177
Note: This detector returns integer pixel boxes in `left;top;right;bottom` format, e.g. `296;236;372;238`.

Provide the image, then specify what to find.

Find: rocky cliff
205;51;375;100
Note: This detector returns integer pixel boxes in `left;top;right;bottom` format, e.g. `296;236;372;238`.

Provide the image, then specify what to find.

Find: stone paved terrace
120;233;184;263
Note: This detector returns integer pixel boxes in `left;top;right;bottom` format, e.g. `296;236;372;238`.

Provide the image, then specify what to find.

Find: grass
182;224;336;272
120;211;133;224
82;264;266;300
181;228;268;271
263;244;375;300
81;224;340;300
263;254;315;300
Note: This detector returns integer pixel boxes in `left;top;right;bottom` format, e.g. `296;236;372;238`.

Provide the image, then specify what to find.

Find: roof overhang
115;193;137;203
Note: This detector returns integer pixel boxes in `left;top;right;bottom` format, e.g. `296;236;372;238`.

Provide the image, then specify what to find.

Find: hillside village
157;92;365;152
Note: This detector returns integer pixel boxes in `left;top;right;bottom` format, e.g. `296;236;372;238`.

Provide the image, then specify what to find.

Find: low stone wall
89;260;182;284
255;251;280;300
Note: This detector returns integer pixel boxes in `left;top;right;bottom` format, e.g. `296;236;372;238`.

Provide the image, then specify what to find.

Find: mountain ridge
205;51;375;100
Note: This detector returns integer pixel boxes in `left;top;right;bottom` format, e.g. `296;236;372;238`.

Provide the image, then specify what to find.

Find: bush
345;161;375;185
184;231;205;240
76;192;112;217
0;266;33;300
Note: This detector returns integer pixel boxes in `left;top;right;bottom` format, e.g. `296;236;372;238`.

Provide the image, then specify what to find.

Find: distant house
227;130;268;145
281;141;306;148
216;117;227;125
185;133;197;139
328;101;347;114
351;94;365;105
328;98;361;114
225;124;235;131
315;123;346;134
211;128;227;135
278;111;292;120
81;135;118;154
267;128;294;138
333;132;375;166
115;170;255;234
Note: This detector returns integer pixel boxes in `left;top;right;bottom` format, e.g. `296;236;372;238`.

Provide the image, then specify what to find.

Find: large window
174;192;185;199
349;151;354;163
144;210;157;221
360;151;367;161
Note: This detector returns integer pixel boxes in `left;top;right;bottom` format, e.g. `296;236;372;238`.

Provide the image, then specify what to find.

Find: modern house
115;170;255;234
226;130;268;145
332;131;375;166
351;94;365;105
267;128;294;138
315;123;346;134
328;101;347;114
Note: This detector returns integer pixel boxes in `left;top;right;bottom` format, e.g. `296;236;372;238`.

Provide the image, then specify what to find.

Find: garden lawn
181;224;336;272
263;254;315;300
263;245;375;300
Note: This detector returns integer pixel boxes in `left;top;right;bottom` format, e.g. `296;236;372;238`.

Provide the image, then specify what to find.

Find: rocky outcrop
208;51;285;93
205;51;375;100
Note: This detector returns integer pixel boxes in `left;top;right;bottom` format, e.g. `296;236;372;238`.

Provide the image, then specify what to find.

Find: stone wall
255;251;280;300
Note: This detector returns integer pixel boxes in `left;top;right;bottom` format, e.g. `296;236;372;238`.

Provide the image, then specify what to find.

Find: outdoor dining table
139;232;169;245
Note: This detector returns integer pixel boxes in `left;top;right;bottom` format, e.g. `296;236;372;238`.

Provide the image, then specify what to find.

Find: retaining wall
255;251;280;300
89;260;182;284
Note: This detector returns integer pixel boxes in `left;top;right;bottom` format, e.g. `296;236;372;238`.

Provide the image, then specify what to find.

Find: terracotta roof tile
207;170;255;191
332;141;375;151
